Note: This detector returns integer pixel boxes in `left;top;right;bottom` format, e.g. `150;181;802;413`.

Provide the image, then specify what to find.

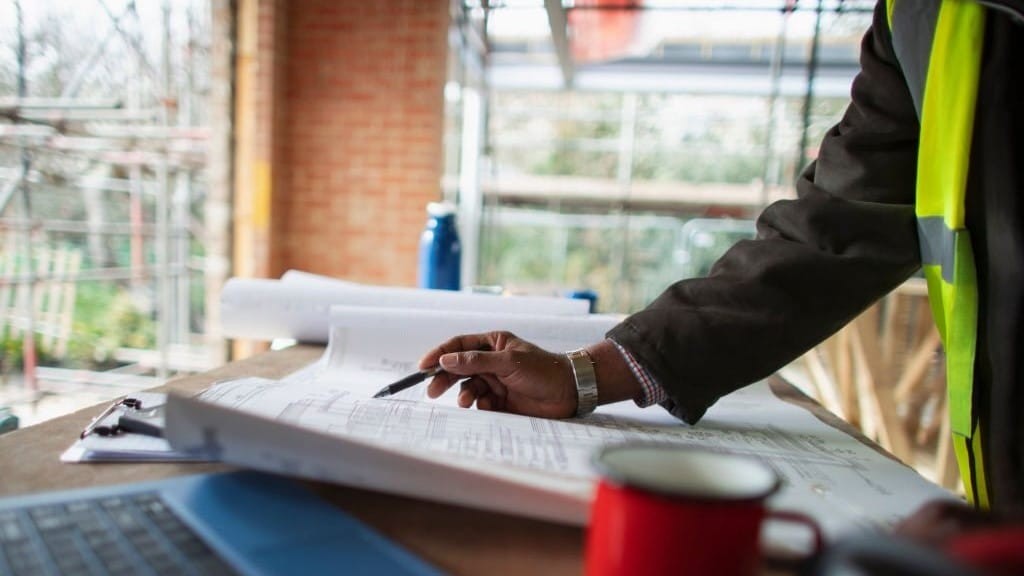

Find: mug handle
766;509;825;555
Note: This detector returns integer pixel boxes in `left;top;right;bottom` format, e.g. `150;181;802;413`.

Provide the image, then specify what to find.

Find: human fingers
422;333;498;399
424;332;524;399
458;377;490;408
438;332;522;377
425;370;462;399
418;332;501;370
474;373;508;412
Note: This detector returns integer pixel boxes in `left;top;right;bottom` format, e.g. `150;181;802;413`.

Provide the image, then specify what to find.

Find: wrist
585;340;645;405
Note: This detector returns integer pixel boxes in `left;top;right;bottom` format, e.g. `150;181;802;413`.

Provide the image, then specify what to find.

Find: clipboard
78;392;168;439
61;392;206;463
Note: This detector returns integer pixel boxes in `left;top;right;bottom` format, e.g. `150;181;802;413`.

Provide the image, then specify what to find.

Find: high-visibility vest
886;0;989;507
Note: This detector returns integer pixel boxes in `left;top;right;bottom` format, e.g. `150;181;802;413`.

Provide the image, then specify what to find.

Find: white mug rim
591;443;781;503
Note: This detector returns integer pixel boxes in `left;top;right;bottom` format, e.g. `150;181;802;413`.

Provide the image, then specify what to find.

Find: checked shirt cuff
609;339;669;408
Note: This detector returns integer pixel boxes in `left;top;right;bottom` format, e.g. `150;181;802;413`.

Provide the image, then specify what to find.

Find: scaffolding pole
795;0;825;181
156;1;174;379
14;0;38;392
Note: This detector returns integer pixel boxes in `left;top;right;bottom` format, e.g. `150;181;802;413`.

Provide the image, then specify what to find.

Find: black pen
372;366;444;398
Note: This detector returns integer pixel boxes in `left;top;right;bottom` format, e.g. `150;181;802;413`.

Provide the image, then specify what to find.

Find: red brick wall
272;0;449;285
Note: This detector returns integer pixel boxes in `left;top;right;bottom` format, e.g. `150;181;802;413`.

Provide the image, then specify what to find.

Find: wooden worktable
0;345;889;575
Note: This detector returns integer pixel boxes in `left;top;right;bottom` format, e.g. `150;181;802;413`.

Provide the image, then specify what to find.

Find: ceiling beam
543;0;574;88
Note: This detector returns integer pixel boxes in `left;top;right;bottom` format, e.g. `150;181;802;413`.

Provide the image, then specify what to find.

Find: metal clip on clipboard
79;396;167;439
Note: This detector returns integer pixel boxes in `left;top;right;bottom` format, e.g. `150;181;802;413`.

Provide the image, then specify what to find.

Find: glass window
469;2;872;313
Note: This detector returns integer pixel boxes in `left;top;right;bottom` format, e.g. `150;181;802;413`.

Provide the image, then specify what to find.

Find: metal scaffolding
0;0;216;389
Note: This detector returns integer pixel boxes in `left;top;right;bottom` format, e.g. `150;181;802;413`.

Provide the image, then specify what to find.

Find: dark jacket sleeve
607;1;923;424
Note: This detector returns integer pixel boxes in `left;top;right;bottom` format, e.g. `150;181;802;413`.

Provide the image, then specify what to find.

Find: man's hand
419;331;578;419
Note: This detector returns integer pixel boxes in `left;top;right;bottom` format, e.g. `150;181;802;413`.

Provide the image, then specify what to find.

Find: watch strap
566;348;598;417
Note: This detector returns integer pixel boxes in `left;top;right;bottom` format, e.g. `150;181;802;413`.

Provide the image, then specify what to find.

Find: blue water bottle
417;202;461;290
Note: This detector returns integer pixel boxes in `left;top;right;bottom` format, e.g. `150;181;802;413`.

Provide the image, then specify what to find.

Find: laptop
0;471;444;576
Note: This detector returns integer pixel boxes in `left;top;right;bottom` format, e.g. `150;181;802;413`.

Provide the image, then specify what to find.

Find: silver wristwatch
566;348;598;417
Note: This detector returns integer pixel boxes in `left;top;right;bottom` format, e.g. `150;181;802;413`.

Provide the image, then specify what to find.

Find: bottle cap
427;201;457;217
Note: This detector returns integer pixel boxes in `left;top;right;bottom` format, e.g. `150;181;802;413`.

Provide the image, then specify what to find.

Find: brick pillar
235;0;447;284
231;0;447;357
279;0;448;284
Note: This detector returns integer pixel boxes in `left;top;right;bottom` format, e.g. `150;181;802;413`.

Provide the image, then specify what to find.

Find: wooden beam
800;348;844;418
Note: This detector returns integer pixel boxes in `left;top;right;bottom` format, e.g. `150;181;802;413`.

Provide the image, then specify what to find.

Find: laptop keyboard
0;491;239;576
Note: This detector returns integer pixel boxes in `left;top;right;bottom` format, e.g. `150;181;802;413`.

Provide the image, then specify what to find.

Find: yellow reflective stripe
953;434;977;506
953;424;992;510
972;424;990;509
948;232;979;437
886;0;897;31
916;0;985;225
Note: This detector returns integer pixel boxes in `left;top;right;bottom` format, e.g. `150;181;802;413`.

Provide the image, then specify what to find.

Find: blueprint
166;307;955;552
220;271;591;343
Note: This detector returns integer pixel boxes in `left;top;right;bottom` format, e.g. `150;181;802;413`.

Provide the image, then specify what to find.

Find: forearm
609;0;922;424
611;195;920;423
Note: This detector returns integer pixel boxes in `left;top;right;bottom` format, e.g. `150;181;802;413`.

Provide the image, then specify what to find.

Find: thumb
439;349;509;376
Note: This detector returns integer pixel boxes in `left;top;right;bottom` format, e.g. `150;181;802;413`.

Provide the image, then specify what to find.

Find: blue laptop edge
0;471;445;576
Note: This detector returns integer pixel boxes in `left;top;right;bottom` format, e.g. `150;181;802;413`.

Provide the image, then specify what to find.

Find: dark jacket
607;1;1023;515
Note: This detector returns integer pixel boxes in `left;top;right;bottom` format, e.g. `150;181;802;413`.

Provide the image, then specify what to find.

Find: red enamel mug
585;443;823;576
